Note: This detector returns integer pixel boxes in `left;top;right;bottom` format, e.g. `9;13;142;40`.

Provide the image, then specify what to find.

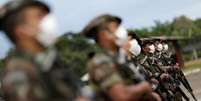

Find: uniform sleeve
2;58;46;101
3;70;30;100
88;54;122;91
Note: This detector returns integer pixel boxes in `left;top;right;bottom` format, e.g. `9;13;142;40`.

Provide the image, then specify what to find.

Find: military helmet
82;14;122;40
0;0;50;31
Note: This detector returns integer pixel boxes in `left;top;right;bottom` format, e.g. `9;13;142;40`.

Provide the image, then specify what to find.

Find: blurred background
0;0;201;74
0;0;201;100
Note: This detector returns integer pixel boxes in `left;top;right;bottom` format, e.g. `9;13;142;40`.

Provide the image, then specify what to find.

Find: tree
129;15;201;38
193;18;201;36
129;27;151;37
55;33;99;77
172;16;195;37
194;19;201;28
0;59;4;69
151;20;173;36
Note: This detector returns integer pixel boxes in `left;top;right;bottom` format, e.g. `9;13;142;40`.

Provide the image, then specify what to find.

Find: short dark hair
128;31;142;47
141;40;154;47
0;0;50;43
82;14;122;41
2;11;24;43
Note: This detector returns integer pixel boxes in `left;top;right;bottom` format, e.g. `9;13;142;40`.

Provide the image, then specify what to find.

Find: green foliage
0;59;4;69
55;33;99;77
194;18;201;29
29;15;201;74
2;15;201;75
130;15;201;38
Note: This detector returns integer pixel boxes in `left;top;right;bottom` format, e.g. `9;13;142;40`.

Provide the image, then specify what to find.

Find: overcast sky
0;0;201;58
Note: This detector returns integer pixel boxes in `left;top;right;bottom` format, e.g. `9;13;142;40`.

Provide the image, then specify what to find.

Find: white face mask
115;26;128;46
163;44;169;51
37;14;59;47
129;39;141;56
156;43;163;51
148;44;155;54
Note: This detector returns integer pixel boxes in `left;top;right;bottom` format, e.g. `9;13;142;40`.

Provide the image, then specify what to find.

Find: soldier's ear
15;25;21;33
15;25;31;40
14;25;22;39
15;25;25;36
98;31;107;42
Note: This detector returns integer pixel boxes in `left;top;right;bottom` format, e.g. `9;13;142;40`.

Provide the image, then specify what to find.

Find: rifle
139;55;176;101
157;51;197;101
160;53;197;101
147;53;193;101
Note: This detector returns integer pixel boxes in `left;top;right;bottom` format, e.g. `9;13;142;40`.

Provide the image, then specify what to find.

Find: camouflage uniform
0;0;83;100
2;49;82;101
87;48;146;100
87;50;121;100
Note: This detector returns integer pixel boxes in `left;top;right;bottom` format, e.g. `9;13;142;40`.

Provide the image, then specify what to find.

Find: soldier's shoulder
5;52;36;72
88;52;113;67
87;52;122;90
87;52;116;78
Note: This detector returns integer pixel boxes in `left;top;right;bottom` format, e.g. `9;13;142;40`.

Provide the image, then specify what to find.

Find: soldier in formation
0;0;196;101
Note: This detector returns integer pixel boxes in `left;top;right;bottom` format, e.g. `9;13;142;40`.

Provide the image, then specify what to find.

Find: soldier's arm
107;81;152;101
2;58;44;101
74;96;91;101
89;54;152;101
3;70;30;101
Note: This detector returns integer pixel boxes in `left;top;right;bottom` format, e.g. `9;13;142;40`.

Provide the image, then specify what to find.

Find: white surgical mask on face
163;44;169;51
148;44;155;54
129;39;141;56
157;43;163;51
37;14;59;47
115;26;128;46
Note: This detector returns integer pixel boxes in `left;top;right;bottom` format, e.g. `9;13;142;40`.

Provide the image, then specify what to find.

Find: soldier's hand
139;81;152;93
160;73;169;81
74;96;91;101
151;78;159;84
174;63;180;70
151;92;162;101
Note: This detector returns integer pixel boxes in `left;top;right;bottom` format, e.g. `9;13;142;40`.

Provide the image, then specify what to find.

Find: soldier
116;31;162;101
82;14;161;101
0;0;89;101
